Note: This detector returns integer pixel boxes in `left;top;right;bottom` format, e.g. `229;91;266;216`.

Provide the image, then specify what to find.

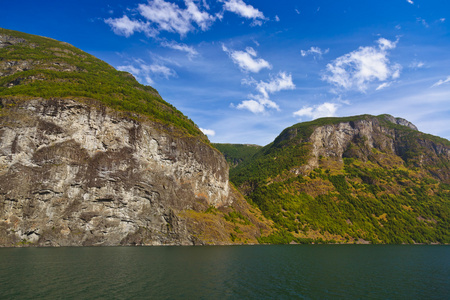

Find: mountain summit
0;28;271;246
218;114;450;244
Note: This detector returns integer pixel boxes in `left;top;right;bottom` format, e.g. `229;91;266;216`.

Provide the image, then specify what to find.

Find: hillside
212;143;261;168
0;28;202;138
0;28;272;246
218;115;450;244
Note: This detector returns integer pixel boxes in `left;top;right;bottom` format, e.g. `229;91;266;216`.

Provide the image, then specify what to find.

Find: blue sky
2;0;450;145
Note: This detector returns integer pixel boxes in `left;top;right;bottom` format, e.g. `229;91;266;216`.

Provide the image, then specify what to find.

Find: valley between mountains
0;28;448;246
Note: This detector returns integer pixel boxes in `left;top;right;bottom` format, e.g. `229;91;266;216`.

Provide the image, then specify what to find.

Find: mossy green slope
212;143;261;168
221;115;450;244
0;28;203;138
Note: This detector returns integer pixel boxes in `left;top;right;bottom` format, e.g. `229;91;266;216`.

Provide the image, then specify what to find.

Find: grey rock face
290;117;449;177
382;114;418;131
0;98;230;246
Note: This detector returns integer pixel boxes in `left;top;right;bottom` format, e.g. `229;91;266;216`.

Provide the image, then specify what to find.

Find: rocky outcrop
286;116;450;180
0;98;231;246
382;114;418;131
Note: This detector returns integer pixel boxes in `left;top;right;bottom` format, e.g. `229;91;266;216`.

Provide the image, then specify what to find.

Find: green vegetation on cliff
212;143;261;168
0;28;203;138
216;115;450;244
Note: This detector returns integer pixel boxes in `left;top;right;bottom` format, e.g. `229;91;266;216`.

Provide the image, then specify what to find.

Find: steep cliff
0;28;271;246
220;115;450;244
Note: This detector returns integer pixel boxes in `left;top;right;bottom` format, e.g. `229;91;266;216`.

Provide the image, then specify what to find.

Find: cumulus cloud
322;38;401;92
236;98;279;114
137;0;215;36
222;45;271;73
293;102;338;120
256;72;295;98
106;0;215;37
221;0;265;20
200;128;216;137
301;46;329;58
407;0;414;4
105;15;150;37
236;100;265;113
236;72;295;114
377;38;397;51
431;76;450;88
106;0;268;37
161;41;198;58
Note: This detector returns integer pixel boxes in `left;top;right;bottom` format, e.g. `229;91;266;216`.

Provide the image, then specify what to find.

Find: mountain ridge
1;28;448;246
0;28;272;246
216;114;450;244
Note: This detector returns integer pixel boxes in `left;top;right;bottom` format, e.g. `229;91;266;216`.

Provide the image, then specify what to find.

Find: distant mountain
0;28;272;246
212;143;262;168
216;114;450;244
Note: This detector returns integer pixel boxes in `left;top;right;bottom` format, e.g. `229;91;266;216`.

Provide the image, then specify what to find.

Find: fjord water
1;245;448;299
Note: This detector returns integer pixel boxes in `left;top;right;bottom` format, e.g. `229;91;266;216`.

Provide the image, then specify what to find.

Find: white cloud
407;0;414;4
417;17;429;28
161;41;198;58
106;0;268;38
236;96;280;114
250;20;263;27
301;46;329;58
119;64;154;85
236;99;268;114
185;0;216;30
117;60;176;85
222;45;271;73
236;72;295;114
137;0;194;36
295;9;300;15
440;18;446;23
200;128;216;137
118;65;142;76
106;0;215;38
376;82;392;90
377;38;397;51
275;15;280;22
431;76;450;88
146;64;177;79
293;102;339;120
256;72;295;98
322;38;401;92
201;0;210;10
221;0;265;20
105;15;149;37
410;60;425;69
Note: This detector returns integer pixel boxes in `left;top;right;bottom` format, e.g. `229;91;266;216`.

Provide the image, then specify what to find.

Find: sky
2;0;450;145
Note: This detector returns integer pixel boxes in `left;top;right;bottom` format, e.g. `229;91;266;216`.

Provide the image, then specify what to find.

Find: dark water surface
0;245;448;299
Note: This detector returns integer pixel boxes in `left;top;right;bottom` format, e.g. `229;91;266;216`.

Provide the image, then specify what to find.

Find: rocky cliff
221;115;450;244
279;115;449;180
0;28;271;246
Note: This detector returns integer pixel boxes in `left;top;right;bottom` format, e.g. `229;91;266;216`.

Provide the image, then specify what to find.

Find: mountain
212;143;262;168
2;28;448;246
217;114;450;244
0;28;272;246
